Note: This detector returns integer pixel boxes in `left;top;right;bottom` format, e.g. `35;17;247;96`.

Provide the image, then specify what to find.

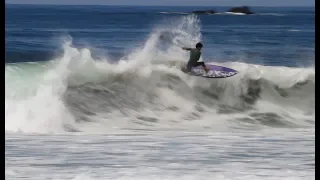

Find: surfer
182;42;209;73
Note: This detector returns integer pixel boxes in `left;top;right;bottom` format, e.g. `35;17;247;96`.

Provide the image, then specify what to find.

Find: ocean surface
5;4;314;180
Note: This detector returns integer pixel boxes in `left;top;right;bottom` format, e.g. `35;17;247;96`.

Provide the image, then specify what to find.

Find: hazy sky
6;0;315;7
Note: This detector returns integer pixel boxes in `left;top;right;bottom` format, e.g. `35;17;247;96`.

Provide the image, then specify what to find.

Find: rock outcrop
227;6;254;15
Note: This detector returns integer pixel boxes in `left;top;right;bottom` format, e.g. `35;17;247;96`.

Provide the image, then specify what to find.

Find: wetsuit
186;48;206;71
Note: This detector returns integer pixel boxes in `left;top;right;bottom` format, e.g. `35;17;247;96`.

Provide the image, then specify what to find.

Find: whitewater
5;8;314;180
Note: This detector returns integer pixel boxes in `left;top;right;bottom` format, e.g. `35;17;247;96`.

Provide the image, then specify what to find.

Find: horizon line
5;3;315;7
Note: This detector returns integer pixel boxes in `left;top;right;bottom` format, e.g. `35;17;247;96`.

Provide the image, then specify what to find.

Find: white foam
224;12;246;15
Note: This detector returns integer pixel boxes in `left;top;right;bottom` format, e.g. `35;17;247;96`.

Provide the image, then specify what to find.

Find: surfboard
183;64;238;78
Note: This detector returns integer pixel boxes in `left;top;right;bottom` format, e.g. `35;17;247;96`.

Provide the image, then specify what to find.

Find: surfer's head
196;42;203;50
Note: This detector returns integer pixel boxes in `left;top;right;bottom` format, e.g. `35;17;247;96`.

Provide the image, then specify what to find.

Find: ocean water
5;4;314;180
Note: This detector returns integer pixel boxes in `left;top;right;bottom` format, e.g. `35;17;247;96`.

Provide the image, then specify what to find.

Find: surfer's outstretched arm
182;47;191;51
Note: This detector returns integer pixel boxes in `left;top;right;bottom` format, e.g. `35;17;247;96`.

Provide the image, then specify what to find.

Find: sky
5;0;315;7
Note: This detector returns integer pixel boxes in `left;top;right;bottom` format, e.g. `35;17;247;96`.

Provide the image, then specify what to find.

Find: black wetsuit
186;48;205;71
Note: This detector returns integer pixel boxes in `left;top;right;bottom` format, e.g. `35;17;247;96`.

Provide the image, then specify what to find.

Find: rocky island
227;6;254;15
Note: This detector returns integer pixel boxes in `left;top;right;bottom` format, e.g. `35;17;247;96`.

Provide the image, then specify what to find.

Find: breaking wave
5;15;314;134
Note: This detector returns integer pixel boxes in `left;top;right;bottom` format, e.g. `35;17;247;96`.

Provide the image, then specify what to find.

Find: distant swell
158;12;287;16
5;50;61;63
